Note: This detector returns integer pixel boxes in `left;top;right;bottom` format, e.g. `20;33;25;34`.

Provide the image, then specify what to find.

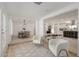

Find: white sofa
49;39;69;56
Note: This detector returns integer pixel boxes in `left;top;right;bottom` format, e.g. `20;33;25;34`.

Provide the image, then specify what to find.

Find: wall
0;3;12;56
45;19;78;35
32;4;79;55
35;19;44;43
44;9;78;35
0;7;2;56
12;17;35;38
44;10;78;54
78;7;79;56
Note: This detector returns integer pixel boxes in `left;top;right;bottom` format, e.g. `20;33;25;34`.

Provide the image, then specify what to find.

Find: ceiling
3;2;75;19
45;9;78;24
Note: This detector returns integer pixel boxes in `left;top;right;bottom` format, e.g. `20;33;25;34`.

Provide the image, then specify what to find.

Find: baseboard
1;44;9;57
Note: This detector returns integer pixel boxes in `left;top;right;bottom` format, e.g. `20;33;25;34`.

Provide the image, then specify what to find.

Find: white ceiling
3;2;75;19
45;9;78;24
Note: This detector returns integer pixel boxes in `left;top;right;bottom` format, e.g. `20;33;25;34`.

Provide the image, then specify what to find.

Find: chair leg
58;49;69;57
65;49;69;57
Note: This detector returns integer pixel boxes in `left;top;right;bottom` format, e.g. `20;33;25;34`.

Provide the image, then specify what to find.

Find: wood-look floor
5;37;77;57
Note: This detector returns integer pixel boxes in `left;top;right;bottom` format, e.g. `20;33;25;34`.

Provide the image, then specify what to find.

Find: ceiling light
34;2;42;5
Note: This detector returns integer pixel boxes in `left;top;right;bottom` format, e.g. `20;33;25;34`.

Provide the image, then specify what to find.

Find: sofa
49;39;69;56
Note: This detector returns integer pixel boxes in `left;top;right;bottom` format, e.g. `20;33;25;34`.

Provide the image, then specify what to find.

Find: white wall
44;9;78;34
45;4;79;56
38;4;79;40
35;19;39;36
36;4;79;56
78;7;79;56
45;19;78;35
12;17;35;38
35;19;44;43
0;3;12;56
0;8;2;56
